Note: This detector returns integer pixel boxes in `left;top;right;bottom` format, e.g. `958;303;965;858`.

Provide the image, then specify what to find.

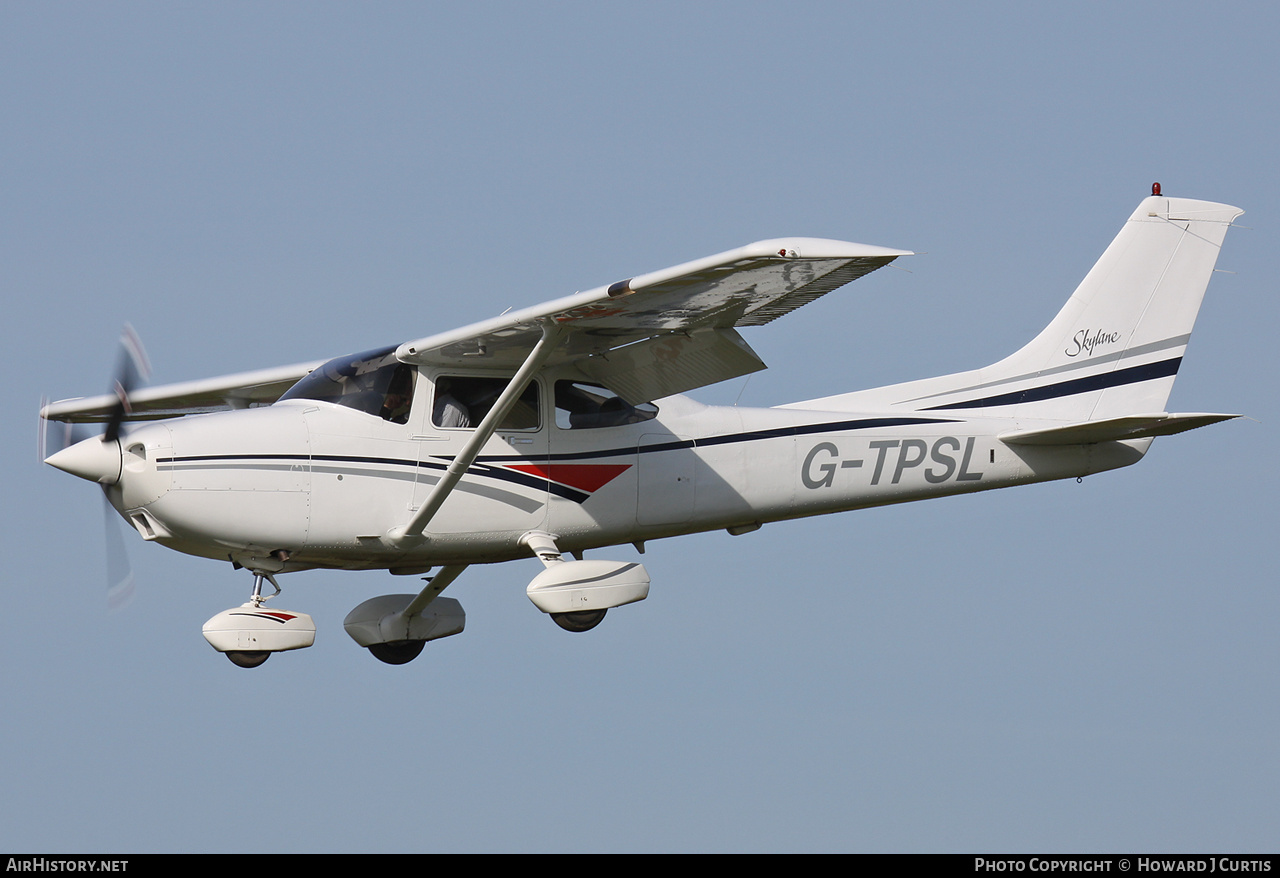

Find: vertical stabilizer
788;195;1242;420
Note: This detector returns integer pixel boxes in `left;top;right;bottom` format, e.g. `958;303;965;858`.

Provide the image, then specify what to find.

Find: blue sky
3;2;1277;852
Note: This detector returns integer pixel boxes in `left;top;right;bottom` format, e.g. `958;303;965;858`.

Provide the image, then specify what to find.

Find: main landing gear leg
521;531;650;633
343;565;469;665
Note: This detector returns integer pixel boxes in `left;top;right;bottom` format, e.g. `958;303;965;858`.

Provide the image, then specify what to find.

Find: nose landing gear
202;571;316;668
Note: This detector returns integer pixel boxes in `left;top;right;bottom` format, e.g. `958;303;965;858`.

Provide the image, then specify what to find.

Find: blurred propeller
41;325;151;610
39;323;151;461
104;492;136;610
105;323;151;444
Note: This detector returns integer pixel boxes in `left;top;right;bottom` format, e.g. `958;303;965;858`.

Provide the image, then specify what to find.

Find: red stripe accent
230;611;298;624
506;463;631;493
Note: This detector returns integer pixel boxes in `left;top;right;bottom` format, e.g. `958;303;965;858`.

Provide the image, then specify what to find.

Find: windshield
279;345;415;424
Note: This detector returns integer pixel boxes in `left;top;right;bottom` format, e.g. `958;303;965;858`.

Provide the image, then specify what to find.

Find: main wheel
368;640;427;665
550;608;607;632
225;650;270;668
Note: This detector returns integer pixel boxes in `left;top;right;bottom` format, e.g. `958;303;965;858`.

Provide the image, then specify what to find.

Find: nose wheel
225;650;271;668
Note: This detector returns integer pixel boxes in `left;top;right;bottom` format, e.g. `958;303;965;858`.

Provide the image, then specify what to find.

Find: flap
577;327;767;405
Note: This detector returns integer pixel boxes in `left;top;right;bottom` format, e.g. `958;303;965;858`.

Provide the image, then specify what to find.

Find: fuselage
107;365;1148;575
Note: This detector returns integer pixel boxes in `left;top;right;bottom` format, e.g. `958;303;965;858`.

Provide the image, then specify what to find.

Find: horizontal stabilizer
998;412;1240;446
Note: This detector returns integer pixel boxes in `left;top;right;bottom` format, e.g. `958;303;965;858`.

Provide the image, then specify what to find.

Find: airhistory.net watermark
5;860;128;872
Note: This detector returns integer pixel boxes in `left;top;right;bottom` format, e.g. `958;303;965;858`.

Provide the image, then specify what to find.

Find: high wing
396;237;910;404
41;360;325;423
41;236;908;423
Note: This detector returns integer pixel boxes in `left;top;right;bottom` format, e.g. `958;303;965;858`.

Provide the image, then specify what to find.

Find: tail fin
791;195;1242;420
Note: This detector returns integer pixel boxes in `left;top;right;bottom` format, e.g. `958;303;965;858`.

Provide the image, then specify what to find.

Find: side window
380;363;416;424
432;376;541;430
555;381;658;430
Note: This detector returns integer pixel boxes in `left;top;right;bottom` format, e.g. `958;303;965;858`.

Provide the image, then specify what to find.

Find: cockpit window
279;345;416;424
554;381;658;429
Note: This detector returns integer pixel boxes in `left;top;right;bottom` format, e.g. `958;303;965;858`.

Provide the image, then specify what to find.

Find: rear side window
554;381;658;430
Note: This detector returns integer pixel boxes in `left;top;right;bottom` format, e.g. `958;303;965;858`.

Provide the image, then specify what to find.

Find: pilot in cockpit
432;377;472;428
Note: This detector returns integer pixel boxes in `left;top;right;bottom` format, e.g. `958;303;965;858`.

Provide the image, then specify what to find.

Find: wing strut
402;564;468;617
388;322;565;547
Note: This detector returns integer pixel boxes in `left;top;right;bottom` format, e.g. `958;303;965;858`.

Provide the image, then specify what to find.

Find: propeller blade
103;493;136;611
104;323;151;444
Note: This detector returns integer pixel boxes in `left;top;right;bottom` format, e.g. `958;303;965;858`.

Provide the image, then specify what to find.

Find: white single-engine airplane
42;189;1242;668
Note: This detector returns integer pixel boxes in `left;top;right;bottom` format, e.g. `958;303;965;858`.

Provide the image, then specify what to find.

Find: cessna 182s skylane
42;190;1242;668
